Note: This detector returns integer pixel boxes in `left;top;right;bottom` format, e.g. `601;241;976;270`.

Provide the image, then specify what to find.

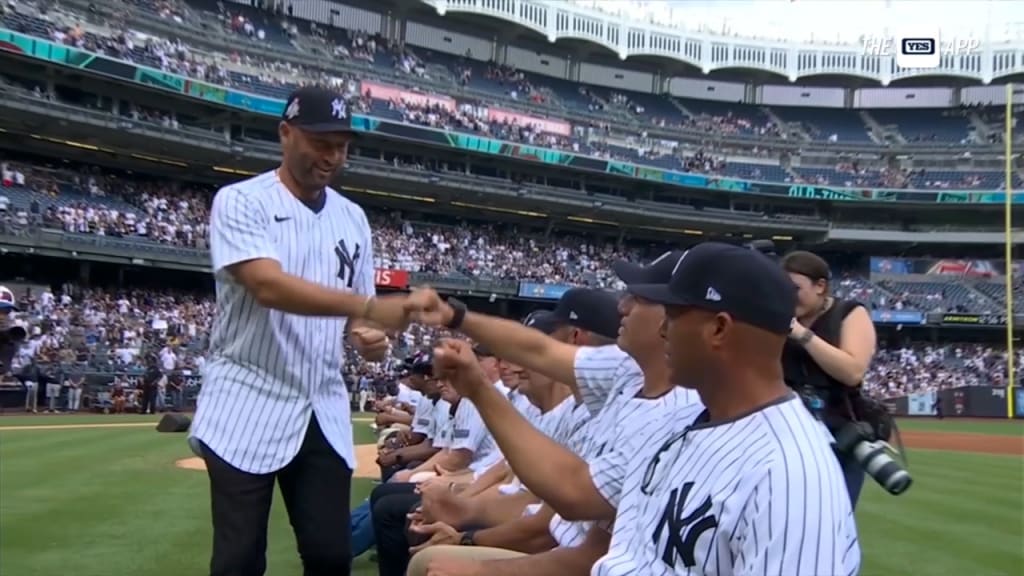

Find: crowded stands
1;278;1018;414
2;0;1022;192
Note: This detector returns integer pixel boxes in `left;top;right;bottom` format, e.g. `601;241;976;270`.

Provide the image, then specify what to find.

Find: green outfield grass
0;415;1021;576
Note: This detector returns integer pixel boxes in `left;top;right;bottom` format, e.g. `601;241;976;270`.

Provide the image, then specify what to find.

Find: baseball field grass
0;415;1021;576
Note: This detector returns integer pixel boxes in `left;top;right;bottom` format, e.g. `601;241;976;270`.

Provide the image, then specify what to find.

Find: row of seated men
350;245;858;576
357;290;611;576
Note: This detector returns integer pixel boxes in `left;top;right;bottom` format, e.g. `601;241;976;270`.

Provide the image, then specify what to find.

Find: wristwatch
446;297;467;330
459;530;477;546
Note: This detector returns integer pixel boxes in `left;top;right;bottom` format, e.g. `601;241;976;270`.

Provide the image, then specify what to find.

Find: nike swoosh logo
274;216;291;222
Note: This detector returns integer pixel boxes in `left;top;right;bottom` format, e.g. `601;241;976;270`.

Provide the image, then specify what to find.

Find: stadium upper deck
12;0;1023;155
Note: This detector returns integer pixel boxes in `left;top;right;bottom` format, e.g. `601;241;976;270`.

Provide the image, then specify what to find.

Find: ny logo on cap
331;98;347;119
670;250;689;276
569;311;579;320
705;287;721;302
285;98;301;120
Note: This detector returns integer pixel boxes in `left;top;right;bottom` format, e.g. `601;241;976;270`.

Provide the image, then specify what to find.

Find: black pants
371;482;421;576
139;387;157;413
202;416;353;576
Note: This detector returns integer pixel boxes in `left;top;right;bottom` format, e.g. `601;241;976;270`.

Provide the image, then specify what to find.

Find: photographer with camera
779;251;911;507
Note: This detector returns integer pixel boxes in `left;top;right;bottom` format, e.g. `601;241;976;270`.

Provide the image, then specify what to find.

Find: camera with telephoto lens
833;419;913;495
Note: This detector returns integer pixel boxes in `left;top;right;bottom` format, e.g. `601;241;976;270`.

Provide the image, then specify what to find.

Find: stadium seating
3;2;1020;192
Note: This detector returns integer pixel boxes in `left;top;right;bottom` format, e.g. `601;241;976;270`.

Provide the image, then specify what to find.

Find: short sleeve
573;345;640;415
412;398;434;435
451;402;488;453
209;185;277;273
352;209;376;298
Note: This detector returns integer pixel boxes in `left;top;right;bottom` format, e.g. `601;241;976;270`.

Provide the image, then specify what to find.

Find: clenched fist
403;288;453;327
432;339;489;400
348;326;389;361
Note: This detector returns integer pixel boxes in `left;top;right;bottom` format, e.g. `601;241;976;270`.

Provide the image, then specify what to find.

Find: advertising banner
940;313;1008;326
360;81;454;111
518;282;572;300
870;309;925;324
1015;388;1024;418
374;268;409;289
485;108;571;137
907;390;937;416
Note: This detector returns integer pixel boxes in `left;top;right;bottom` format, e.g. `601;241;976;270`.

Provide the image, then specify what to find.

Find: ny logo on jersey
335;239;361;289
652;482;719;568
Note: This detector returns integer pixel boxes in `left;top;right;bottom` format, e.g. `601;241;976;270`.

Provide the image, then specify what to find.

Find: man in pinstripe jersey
426;243;860;576
189;85;414;576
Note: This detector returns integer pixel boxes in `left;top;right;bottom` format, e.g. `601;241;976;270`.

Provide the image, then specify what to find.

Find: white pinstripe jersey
509;388;541;424
537;396;591;448
430;400;453;447
590;394;861;576
548;345;703;548
450;399;501;477
507;396;592;497
412;395;439;436
190;170;375;474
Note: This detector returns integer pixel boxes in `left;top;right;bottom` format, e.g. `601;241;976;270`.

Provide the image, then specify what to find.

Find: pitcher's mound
175;444;381;479
176;457;207;471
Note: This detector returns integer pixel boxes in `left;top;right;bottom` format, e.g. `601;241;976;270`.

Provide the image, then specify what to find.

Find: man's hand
433;339;489;400
362;294;412;332
377;451;398;468
404;288;453;327
418;481;471;526
409;521;462;556
425;556;485;576
348;326;389;361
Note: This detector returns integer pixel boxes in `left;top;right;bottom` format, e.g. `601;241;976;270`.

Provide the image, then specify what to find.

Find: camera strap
842;393;910;470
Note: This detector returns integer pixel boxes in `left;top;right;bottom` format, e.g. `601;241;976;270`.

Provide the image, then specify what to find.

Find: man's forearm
481;525;609;576
462;461;510;498
466;381;608;521
458;312;578;387
246;269;372;317
468;491;538;528
473;506;557;554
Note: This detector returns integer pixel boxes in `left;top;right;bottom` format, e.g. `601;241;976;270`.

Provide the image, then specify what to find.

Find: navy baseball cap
627;242;796;335
282;86;360;134
613;250;687;288
472;343;495;358
547;288;621;340
523;310;561;335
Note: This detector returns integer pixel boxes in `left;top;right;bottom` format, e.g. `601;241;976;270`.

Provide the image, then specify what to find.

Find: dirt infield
174;444;381;479
901;431;1023;456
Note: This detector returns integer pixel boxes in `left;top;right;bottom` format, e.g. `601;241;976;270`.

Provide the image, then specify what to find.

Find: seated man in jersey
352;353;448;559
373;363;423;436
377;353;445;481
371;364;504;576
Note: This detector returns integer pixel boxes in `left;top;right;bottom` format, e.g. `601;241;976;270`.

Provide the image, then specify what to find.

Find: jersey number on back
652;481;719;568
335;239;361;289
